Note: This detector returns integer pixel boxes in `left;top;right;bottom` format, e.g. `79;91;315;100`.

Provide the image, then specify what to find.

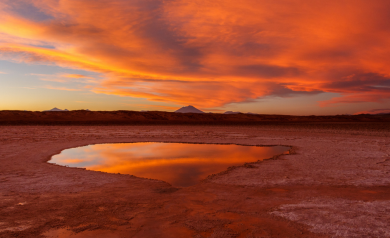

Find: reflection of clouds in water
100;143;283;163
62;159;88;164
50;143;289;187
52;146;106;168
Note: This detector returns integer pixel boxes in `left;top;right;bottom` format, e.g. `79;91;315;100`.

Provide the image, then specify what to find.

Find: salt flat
0;124;389;237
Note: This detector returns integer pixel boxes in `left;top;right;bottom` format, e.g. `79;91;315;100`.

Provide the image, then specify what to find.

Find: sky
1;0;390;115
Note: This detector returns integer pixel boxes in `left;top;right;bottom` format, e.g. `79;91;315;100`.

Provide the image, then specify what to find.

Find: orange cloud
130;104;181;111
1;0;390;108
31;73;97;83
60;74;93;79
44;85;84;91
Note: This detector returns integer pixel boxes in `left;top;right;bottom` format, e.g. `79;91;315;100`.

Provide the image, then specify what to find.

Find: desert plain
1;112;390;238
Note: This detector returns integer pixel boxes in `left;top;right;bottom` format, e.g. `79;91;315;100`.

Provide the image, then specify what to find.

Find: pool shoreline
49;142;290;187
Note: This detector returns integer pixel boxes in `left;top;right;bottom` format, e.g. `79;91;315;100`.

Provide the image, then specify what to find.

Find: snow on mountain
175;105;204;113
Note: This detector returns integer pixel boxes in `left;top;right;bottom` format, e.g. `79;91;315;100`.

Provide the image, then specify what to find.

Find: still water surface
50;143;290;187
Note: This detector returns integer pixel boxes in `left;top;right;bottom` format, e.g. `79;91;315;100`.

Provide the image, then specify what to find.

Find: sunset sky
1;0;390;115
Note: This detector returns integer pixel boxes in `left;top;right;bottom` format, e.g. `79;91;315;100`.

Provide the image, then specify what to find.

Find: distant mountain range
41;106;259;114
174;106;259;114
43;107;69;112
175;105;204;113
224;111;241;114
224;111;257;115
43;108;90;112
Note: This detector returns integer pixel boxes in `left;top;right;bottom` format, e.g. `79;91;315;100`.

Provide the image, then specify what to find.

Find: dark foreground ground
1;110;390;125
0;122;389;237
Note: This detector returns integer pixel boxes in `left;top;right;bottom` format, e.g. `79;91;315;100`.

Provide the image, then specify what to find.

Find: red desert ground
1;0;390;237
1;109;390;237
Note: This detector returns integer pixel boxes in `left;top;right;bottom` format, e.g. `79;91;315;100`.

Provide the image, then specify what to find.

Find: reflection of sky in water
50;143;290;187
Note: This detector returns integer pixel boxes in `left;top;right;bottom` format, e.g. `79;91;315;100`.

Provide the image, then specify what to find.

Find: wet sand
0;124;390;237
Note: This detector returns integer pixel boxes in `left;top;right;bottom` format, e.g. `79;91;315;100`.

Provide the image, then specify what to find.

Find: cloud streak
354;108;390;115
1;0;390;107
31;73;97;83
44;85;84;91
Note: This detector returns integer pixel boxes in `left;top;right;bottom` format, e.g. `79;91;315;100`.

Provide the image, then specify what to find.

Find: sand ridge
0;124;389;237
